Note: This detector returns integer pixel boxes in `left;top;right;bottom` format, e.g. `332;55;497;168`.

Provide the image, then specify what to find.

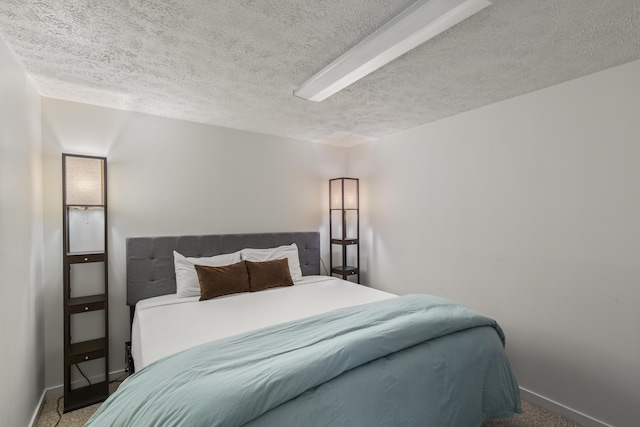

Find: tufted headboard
126;231;320;309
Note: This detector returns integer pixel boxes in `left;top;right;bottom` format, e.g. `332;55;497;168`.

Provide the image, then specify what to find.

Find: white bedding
131;276;395;370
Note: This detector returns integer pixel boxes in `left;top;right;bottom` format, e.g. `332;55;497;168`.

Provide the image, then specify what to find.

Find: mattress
131;275;395;370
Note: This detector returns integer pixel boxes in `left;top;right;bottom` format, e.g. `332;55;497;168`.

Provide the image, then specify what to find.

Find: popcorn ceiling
0;0;638;146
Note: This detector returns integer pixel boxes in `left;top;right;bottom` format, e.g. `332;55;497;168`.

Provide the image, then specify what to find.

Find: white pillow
174;250;242;298
240;243;303;282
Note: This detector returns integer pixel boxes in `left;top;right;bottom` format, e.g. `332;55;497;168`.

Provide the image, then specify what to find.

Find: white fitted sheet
131;276;395;370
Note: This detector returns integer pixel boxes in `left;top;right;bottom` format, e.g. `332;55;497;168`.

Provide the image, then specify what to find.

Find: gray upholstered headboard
126;231;320;308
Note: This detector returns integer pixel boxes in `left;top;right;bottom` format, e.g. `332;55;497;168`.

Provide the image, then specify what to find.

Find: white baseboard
32;376;611;427
520;387;613;427
44;369;127;400
30;369;126;427
28;389;47;427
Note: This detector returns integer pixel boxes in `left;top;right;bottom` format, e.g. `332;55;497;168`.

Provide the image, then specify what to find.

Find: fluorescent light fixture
294;0;491;102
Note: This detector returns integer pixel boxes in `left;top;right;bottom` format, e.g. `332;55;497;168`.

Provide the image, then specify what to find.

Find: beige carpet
36;381;582;427
482;400;583;427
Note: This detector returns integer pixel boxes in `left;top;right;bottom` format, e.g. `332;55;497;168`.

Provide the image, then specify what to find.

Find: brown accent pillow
195;261;250;301
245;258;294;292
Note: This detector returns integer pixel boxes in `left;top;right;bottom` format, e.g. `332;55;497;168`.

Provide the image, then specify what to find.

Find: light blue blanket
86;294;521;426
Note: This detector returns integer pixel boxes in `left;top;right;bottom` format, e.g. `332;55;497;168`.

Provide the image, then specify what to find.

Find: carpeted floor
35;379;124;427
482;400;582;427
35;380;582;427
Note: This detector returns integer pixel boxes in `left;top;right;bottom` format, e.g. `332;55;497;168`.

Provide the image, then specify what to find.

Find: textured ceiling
1;1;639;146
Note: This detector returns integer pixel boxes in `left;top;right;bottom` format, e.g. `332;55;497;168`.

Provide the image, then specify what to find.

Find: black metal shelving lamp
62;154;109;412
329;178;360;283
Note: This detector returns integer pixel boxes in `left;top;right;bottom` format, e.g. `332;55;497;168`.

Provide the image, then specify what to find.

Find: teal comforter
86;294;521;426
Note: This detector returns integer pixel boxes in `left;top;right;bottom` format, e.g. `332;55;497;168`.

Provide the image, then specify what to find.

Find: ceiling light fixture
294;0;492;102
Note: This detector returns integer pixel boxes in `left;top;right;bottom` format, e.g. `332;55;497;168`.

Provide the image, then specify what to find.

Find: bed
86;231;521;426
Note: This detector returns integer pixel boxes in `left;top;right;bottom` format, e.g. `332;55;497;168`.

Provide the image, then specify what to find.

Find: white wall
349;59;640;427
41;98;347;389
0;37;45;426
7;28;636;425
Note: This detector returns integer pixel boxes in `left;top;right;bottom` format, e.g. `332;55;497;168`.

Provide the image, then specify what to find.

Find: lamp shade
330;178;359;210
64;155;105;206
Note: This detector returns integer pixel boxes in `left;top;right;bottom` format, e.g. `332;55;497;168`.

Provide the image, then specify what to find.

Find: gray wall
0;37;45;426
349;59;640;427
